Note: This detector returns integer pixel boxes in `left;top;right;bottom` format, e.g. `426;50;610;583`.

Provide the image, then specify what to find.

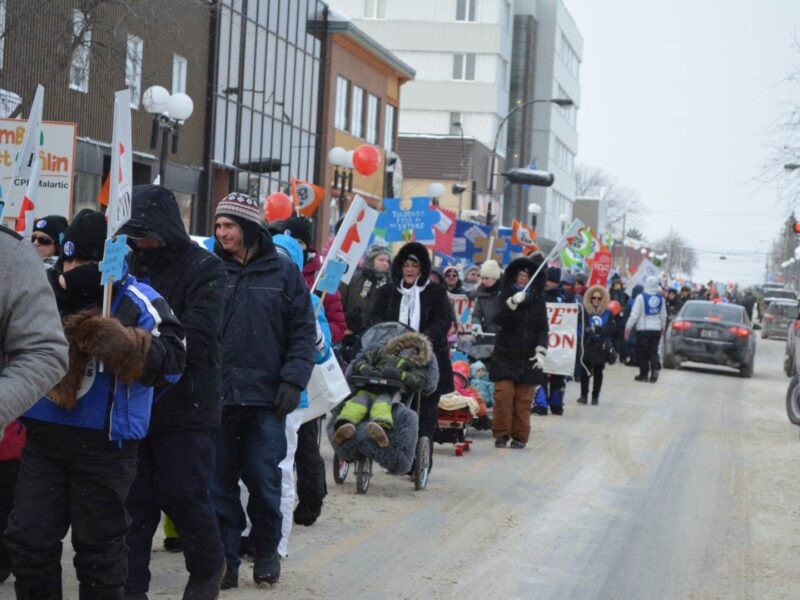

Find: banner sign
374;197;438;243
589;250;613;287
543;302;579;376
448;293;474;334
107;89;133;237
451;220;492;261
433;207;456;255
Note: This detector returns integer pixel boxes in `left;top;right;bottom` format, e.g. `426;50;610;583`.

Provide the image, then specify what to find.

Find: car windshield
765;290;796;300
767;303;799;318
681;302;744;323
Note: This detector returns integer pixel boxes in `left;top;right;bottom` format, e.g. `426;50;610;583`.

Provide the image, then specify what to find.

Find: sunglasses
31;236;54;246
591;296;602;300
445;273;458;278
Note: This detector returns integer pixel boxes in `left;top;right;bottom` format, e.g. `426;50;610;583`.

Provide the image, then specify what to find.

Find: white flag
4;84;44;218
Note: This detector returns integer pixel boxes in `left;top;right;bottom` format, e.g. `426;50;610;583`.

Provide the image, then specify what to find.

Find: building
0;0;211;231
308;8;414;246
573;195;605;233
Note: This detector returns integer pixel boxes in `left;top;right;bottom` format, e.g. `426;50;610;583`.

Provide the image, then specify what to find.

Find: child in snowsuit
451;361;491;430
470;360;494;408
334;331;433;448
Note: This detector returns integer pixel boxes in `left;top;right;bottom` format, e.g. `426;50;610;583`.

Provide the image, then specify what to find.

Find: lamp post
487;97;574;226
428;182;446;207
143;86;194;186
328;146;353;219
558;212;569;234
528;202;542;229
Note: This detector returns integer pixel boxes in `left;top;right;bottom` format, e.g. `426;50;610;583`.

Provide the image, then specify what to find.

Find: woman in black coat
489;256;548;449
370;242;454;470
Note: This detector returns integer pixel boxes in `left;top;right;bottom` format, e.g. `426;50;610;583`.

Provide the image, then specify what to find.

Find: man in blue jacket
4;210;186;600
210;193;316;590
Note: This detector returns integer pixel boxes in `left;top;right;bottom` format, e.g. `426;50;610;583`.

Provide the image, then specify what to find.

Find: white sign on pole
543;302;580;376
314;195;379;289
107;89;133;237
4;85;44;219
19;158;42;237
625;258;660;296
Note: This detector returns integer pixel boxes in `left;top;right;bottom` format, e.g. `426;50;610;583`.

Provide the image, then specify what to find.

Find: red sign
589;251;613;287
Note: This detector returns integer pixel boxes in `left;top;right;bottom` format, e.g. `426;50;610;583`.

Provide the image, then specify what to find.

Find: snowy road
47;337;800;600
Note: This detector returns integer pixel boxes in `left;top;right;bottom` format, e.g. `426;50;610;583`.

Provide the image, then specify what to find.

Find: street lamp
558;212;569;234
328;146;353;218
143;86;194;186
428;182;446;206
785;163;800;171
528;202;542;229
487;97;574;225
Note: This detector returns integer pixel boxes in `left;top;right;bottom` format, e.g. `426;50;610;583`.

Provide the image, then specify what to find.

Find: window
0;0;6;70
366;94;379;144
172;54;187;94
456;0;477;22
69;10;91;93
502;0;511;29
351;85;364;138
364;0;387;19
551;136;575;174
559;32;580;78
335;76;349;131
384;104;396;151
556;84;576;126
499;58;508;88
126;36;143;109
452;53;476;81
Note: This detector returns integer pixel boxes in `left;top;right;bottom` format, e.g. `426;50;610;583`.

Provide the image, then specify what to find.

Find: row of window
559;32;580;78
364;0;511;27
551;136;575;174
335;76;396;151
556;84;577;127
68;9;187;109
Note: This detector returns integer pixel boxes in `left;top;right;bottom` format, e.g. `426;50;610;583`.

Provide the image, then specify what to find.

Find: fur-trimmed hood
390;242;431;286
384;331;433;367
582;285;610;315
501;255;546;296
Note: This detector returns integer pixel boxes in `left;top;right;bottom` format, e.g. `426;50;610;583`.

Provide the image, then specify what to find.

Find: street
52;337;800;600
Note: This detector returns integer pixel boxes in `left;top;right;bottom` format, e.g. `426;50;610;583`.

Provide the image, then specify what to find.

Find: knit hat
215;192;262;249
33;215;69;251
479;260;501;280
546;267;562;283
366;244;390;267
278;216;314;248
562;273;576;287
62;209;107;261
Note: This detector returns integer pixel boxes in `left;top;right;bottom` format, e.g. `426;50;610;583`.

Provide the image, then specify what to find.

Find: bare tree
574;163;646;237
654;230;697;277
626;227;646;242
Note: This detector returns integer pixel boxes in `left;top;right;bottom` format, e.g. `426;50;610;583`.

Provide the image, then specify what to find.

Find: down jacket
626;276;667;333
581;285;616;366
489;256;548;385
348;331;438;396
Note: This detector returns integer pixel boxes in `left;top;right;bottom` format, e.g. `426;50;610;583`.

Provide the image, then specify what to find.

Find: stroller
327;322;440;494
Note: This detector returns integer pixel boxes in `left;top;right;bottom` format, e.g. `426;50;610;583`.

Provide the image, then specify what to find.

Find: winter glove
506;291;527;311
529;346;547;371
48;309;98;409
59;262;102;292
275;381;302;418
314;319;327;353
72;313;152;384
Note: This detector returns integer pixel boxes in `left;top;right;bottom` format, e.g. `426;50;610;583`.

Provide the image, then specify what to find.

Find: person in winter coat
470;361;494;408
608;274;629;361
623;284;644;366
268;216;338;529
665;288;681;322
211;194;316;589
5;209;186;600
443;265;466;295
533;267;574;416
489;256;548;449
0;225;68;430
334;331;434;448
339;244;391;336
31;215;69;266
370;242;454;470
470;260;503;335
625;275;667;383
578;285;616;404
119;185;227;598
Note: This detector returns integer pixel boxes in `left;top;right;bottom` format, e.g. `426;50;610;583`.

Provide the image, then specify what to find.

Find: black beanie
228;215;261;249
33;215;69;251
62;209;107;261
280;216;313;248
546;267;562;283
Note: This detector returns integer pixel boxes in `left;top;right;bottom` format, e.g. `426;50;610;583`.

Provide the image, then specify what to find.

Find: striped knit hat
215;192;262;225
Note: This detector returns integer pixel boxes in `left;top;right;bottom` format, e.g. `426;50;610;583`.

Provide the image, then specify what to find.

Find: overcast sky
566;0;800;285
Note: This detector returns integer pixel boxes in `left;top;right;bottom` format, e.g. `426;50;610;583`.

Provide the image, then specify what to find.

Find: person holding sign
6;210;186;600
488;256;548;449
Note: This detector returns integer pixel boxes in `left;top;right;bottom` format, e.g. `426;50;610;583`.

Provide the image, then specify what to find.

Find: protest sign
589;250;613;287
543;302;580;376
625;258;660;295
317;260;348;294
99;235;129;285
448;293;474;334
107;89;133;237
374;197;439;243
433;207;456;255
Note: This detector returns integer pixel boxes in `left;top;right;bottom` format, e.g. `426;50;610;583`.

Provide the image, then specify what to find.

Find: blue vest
642;293;663;316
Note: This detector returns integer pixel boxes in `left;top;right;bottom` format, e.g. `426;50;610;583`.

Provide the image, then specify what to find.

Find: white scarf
397;278;428;331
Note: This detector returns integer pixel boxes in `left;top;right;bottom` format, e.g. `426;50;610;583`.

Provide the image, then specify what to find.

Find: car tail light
672;321;692;330
728;327;750;337
764;314;775;321
794;319;800;331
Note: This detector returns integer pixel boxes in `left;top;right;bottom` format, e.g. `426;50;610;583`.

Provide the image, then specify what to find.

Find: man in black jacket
119;185;227;599
211;193;316;589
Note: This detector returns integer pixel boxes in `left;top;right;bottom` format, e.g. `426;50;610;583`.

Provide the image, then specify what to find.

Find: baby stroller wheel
333;453;349;484
414;436;431;491
355;457;372;494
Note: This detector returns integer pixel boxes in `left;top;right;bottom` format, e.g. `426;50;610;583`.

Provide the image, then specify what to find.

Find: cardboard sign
448;293;474;334
433;207;456;255
316;195;379;288
589;250;613;287
543;302;579;376
625;258;660;295
107;89;133;237
99;235;129;285
317;260;348;294
375;197;439;243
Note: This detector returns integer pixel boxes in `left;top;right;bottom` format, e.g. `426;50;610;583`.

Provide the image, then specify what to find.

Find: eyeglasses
445;273;458;278
591;296;602;301
31;236;54;246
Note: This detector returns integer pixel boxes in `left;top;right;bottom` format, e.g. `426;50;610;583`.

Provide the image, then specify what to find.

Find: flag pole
523;219;583;294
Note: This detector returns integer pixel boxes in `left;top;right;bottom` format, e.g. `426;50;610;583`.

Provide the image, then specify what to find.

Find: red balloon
265;192;293;223
352;144;381;176
607;300;622;316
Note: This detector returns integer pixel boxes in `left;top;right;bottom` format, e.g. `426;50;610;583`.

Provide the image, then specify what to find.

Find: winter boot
577;396;588;404
549;388;564;415
532;387;549;415
332;422;356;445
365;422;390;448
649;369;660;383
183;564;225;600
163;537;183;553
293;501;322;526
219;567;238;591
253;551;280;586
532;405;548;415
494;435;510;448
15;579;63;600
510;438;526;449
550;405;564;415
591;396;599;405
634;374;648;382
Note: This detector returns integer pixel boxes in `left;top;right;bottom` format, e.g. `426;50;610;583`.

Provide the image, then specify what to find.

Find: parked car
786;375;800;427
763;290;797;304
663;300;756;377
761;299;798;340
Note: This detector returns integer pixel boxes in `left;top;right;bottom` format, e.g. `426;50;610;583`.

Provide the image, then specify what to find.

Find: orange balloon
265;192;293;223
352;144;381;176
607;300;622;316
